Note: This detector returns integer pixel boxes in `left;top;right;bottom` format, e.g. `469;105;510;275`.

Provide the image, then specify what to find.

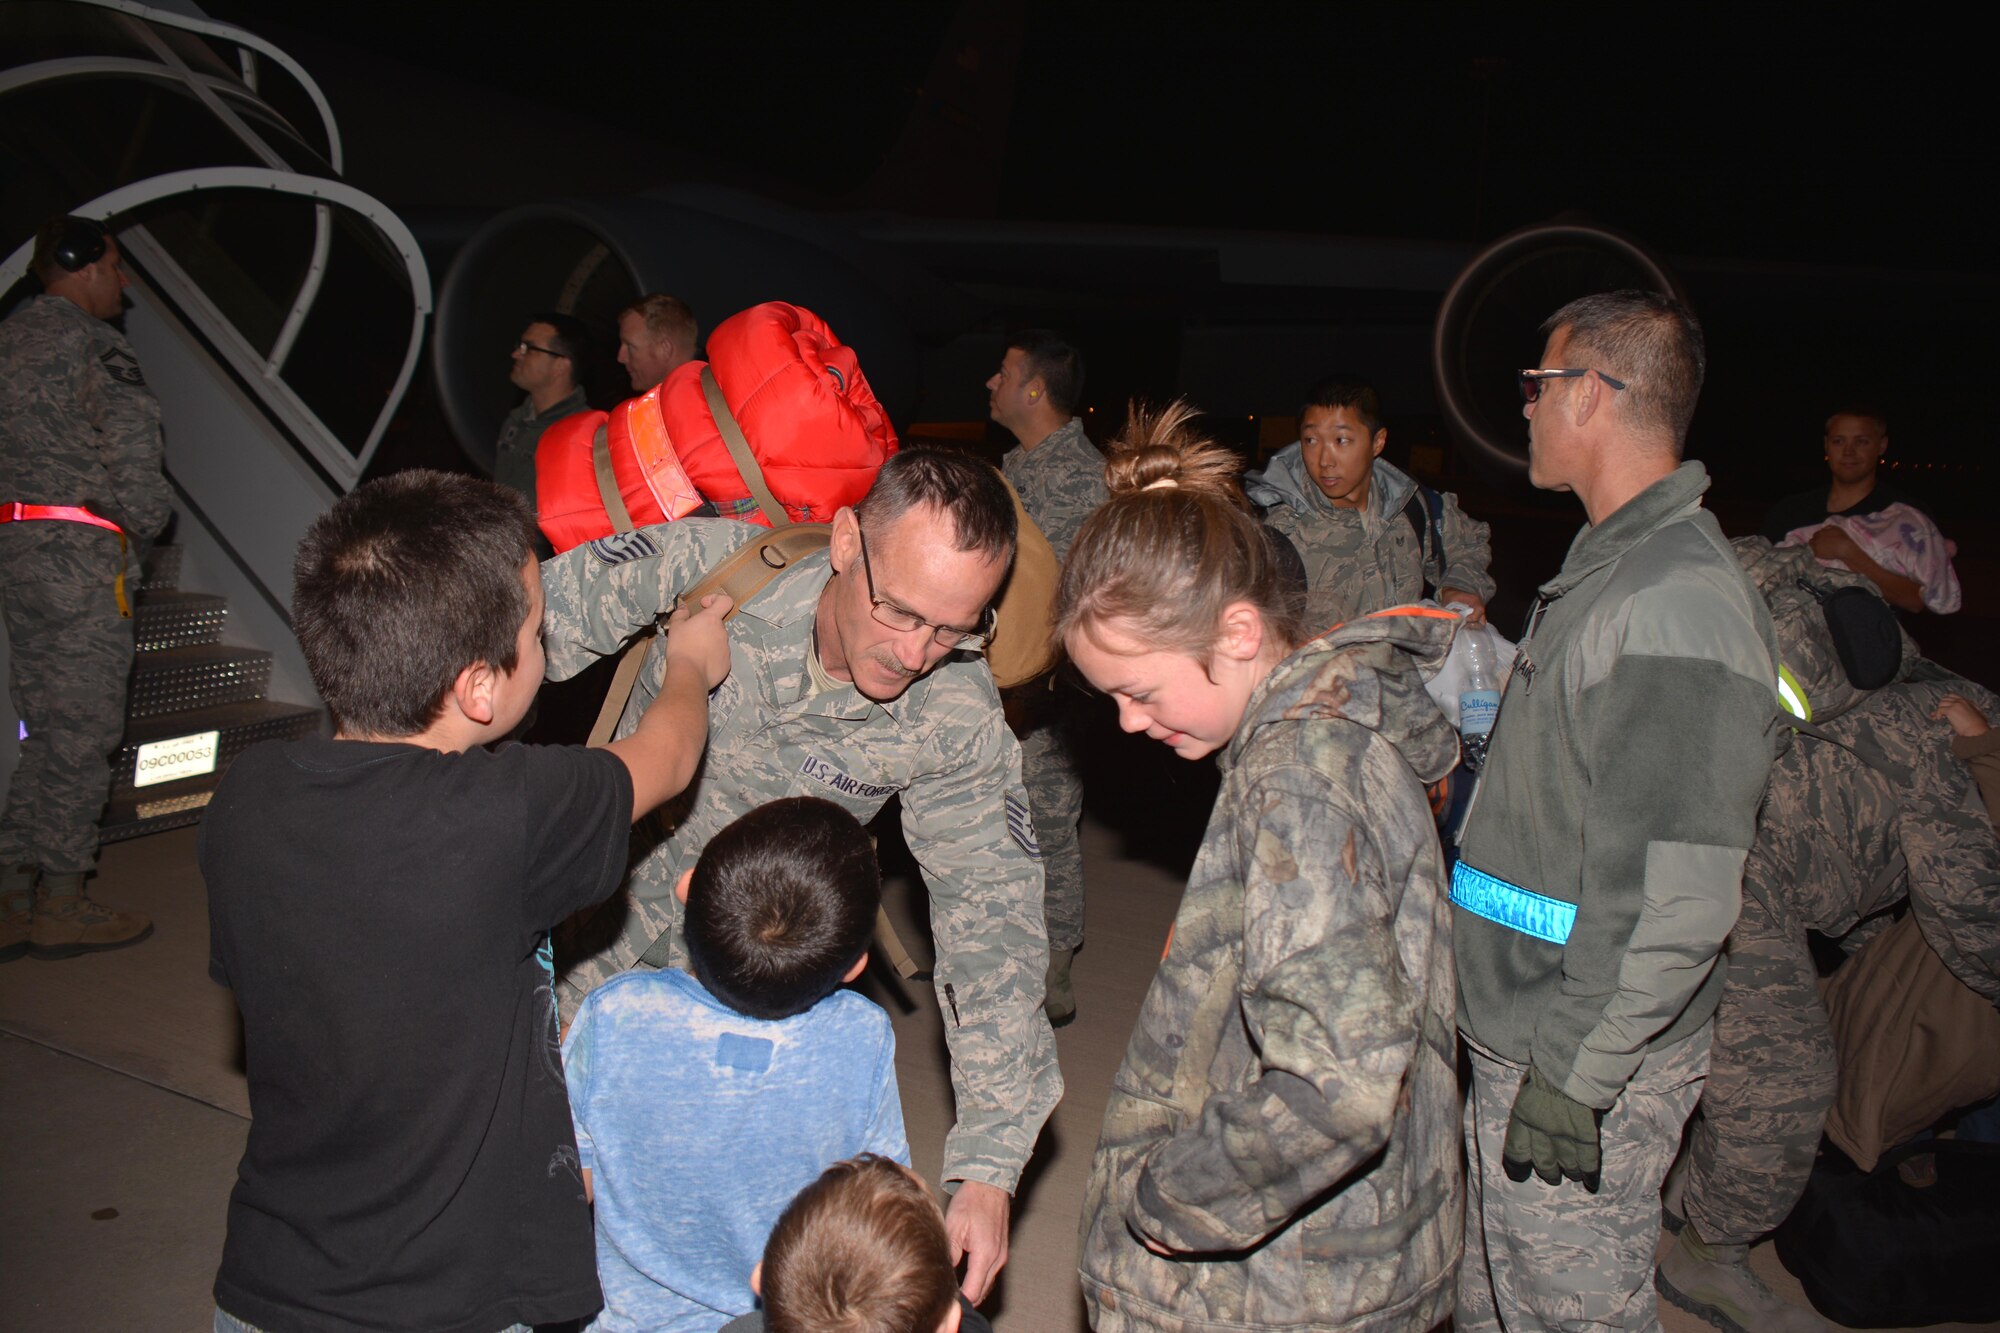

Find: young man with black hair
1246;377;1495;631
204;470;730;1333
563;797;910;1333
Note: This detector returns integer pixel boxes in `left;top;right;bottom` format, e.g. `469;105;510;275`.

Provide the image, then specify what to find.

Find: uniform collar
521;385;588;424
1543;460;1711;597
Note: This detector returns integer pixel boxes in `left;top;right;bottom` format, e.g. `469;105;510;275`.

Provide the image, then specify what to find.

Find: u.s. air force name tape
797;755;896;801
1449;860;1575;945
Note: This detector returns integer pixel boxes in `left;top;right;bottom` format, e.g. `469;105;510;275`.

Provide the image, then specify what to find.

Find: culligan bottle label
1459;689;1500;737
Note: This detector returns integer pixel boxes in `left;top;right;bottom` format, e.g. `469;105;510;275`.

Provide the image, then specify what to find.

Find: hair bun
1102;399;1246;502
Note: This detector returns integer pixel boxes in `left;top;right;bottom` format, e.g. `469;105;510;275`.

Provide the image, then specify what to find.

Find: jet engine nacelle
1432;221;1687;486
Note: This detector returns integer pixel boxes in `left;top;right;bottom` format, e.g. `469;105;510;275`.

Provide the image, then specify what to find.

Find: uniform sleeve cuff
1951;730;2000;761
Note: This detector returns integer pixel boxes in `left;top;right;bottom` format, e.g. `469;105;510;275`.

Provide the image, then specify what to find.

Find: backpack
1730;537;1916;725
1400;482;1448;597
1774;1138;2000;1327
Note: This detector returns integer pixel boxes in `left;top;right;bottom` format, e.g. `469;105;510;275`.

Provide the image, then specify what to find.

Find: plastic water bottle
1458;627;1500;770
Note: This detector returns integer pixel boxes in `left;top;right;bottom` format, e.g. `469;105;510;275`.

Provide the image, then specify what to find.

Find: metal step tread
119;698;321;747
128;642;273;718
100;772;218;844
134;589;229;651
132;642;271;669
140;544;183;593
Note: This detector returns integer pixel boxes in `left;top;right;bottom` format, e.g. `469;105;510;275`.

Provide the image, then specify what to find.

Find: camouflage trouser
0;543;134;875
552;879;685;1024
1682;886;1835;1245
1017;712;1084;953
1459;1027;1710;1332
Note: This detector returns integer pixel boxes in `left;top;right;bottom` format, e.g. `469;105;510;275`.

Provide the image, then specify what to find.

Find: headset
52;216;109;273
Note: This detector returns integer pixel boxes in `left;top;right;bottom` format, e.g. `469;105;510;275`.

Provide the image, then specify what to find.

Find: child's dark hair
762;1155;958;1333
1300;376;1384;438
684;798;880;1020
1058;399;1306;661
293;469;540;737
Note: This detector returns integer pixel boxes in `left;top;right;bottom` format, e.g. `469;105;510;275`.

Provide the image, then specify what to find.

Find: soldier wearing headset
1;215;171;963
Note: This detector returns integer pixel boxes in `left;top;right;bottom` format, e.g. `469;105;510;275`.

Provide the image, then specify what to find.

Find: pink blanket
1783;502;1961;614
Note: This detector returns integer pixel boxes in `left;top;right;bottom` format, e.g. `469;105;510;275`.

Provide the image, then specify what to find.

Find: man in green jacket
1453;291;1781;1330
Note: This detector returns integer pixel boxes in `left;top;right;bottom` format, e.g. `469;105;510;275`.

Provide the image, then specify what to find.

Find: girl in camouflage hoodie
1060;402;1463;1333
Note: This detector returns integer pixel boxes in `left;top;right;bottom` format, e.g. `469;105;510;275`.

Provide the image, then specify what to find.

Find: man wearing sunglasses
496;313;593;533
1452;291;1783;1331
540;447;1060;1310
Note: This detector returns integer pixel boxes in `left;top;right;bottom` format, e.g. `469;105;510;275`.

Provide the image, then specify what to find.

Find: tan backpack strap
588;631;655;748
684;524;832;609
593;422;635;534
701;367;788;528
586;525;832;749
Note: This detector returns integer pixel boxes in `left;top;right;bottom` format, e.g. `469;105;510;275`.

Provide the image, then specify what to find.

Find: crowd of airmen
4;216;1994;1333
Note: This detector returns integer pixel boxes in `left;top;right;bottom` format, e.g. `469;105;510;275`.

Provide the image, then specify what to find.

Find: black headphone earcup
54;217;108;273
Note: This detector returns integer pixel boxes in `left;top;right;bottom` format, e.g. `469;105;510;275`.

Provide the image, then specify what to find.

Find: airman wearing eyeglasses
496;313;592;520
539;447;1061;1313
1454;291;1783;1332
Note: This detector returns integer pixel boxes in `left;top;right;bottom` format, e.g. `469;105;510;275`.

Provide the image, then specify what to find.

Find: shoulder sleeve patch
586;530;660;565
98;346;146;386
1005;792;1042;857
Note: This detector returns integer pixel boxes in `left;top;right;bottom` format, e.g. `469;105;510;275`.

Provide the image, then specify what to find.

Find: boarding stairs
98;545;322;843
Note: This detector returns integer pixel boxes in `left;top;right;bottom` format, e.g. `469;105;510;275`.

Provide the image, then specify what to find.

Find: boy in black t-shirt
203;470;731;1333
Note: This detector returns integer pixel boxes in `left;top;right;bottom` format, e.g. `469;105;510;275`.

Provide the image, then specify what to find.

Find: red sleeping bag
536;302;898;553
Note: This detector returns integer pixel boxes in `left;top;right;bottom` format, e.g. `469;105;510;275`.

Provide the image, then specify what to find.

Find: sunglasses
1518;367;1628;404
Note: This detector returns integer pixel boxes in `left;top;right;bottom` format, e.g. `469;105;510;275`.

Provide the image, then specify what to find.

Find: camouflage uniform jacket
1456;462;1782;1108
1755;677;2000;1002
0;294;170;566
1000;417;1107;562
1246;446;1493;634
541;520;1061;1191
1079;608;1464;1333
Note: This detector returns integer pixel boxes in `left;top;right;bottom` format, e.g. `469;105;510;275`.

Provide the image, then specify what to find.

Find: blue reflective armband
1450;861;1576;945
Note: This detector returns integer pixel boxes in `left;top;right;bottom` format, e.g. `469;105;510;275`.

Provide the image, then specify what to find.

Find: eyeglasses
1518;367;1628;404
514;341;563;357
855;524;994;652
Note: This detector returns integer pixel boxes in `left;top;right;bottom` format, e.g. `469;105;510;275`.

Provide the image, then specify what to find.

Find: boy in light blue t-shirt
562;797;907;1333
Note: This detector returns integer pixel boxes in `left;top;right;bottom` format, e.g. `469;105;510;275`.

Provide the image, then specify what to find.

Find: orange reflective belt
0;502;132;617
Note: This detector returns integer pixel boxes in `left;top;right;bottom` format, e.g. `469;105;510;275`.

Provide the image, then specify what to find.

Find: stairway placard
134;730;221;787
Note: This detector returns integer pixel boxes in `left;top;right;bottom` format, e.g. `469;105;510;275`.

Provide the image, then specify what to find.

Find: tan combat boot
1656;1226;1830;1333
1044;944;1077;1027
28;872;153;959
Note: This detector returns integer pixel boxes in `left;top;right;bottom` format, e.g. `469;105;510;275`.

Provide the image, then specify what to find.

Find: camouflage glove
1502;1065;1604;1193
